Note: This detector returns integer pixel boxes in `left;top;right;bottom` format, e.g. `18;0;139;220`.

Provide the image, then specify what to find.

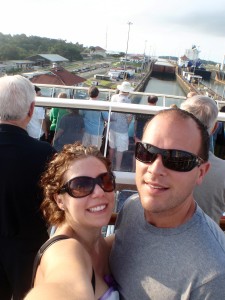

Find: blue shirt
81;110;108;136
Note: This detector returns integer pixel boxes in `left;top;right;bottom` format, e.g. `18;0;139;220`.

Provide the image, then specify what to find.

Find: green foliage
0;32;84;61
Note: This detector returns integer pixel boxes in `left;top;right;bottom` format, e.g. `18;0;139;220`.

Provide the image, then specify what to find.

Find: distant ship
178;45;211;80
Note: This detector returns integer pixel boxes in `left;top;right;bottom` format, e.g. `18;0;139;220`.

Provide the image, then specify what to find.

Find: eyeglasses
59;172;115;198
135;142;204;172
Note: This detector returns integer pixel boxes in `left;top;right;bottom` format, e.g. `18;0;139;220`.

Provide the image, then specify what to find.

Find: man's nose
146;154;167;176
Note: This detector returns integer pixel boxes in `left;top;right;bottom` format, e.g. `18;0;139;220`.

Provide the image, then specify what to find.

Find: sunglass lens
163;151;197;172
70;177;93;197
100;173;115;192
135;143;155;162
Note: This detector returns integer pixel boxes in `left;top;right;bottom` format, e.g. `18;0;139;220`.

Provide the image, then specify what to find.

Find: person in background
133;95;158;171
0;75;56;300
27;86;48;141
24;143;119;300
49;92;69;144
109;81;133;170
214;105;225;159
181;95;225;224
110;108;225;299
134;95;158;144
170;103;178;108
186;91;197;98
53;108;84;151
81;86;109;150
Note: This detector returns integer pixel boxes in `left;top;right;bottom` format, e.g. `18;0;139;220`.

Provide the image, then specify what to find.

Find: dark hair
88;86;99;98
143;108;209;161
148;95;158;104
40;142;112;226
220;106;225;113
34;85;41;93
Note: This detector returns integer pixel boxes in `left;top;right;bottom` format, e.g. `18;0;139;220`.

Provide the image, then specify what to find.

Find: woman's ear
54;193;65;210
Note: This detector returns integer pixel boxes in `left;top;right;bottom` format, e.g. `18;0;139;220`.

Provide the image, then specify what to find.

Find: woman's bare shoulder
26;237;95;300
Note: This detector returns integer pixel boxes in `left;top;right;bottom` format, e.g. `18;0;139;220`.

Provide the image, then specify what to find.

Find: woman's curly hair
40;142;112;227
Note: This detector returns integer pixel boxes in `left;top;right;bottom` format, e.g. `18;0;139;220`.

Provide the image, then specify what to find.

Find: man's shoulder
27;137;56;154
209;152;225;163
209;152;225;172
200;209;225;248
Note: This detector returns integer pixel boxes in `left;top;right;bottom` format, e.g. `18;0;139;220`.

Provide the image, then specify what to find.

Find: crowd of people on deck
0;74;225;300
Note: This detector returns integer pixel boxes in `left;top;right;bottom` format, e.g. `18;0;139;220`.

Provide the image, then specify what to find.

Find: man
81;86;108;150
181;95;225;224
0;75;56;300
134;95;158;144
109;81;133;170
110;108;225;299
27;86;48;141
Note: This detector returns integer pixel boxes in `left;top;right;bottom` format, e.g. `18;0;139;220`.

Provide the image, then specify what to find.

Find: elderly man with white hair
0;75;56;300
181;95;225;224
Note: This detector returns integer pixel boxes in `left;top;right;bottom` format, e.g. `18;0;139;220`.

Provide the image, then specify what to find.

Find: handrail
35;96;225;122
35;83;187;101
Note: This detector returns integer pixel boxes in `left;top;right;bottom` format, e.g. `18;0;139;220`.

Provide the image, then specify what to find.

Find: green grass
85;77;117;89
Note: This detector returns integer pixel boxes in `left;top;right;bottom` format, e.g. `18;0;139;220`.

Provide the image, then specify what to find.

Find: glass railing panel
40;87;54;97
53;87;72;98
45;104;136;173
106;110;136;172
73;89;89;100
49;107;110;154
52;108;84;152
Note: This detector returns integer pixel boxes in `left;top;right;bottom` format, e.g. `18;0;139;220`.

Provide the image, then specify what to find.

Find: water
202;79;225;98
128;76;186;141
142;76;186;107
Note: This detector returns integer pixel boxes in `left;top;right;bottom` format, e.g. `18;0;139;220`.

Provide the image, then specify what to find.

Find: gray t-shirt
110;194;225;300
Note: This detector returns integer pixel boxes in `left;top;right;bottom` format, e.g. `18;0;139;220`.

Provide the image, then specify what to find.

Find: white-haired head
180;95;218;134
0;75;35;121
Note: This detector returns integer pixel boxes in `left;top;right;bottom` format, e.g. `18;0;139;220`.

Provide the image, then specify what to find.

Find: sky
1;0;225;63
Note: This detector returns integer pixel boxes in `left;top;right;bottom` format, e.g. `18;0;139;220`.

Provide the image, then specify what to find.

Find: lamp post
141;40;147;71
124;21;133;79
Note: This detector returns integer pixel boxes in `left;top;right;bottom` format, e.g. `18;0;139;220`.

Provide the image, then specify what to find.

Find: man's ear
211;121;218;135
196;161;211;186
28;102;35;118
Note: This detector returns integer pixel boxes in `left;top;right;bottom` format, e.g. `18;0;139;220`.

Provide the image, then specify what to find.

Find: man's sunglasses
59;172;115;198
135;142;204;172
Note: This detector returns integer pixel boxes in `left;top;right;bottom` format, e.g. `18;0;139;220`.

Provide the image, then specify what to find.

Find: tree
0;32;84;61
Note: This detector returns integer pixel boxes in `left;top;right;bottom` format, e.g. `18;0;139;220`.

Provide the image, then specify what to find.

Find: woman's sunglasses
135;142;204;172
59;172;115;198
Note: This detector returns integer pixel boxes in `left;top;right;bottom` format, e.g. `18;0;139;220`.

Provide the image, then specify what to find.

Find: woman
25;142;119;300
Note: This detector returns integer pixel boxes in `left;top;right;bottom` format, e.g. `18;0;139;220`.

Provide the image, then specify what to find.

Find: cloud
166;9;225;37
